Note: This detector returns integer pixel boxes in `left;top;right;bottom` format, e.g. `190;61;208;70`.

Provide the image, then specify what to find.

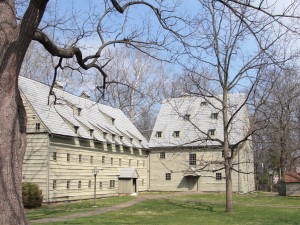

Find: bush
22;182;43;208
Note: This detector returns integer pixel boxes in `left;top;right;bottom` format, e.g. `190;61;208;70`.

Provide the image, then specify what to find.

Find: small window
112;134;116;141
174;131;180;137
67;153;70;162
88;180;92;188
112;118;115;125
160;152;165;159
201;101;207;106
216;173;222;180
208;129;216;136
130;138;133;143
143;161;145;167
102;156;105;164
99;181;103;189
129;159;131;166
137;160;139;167
166;173;171;180
184;114;190;121
189;153;196;166
35;123;40;131
79;154;82;163
53;180;57;190
74;126;79;135
156;131;162;138
110;180;115;189
90;156;93;164
78;108;82;116
90;129;94;137
111;158;113;166
32;115;36;120
53;152;57;161
211;113;218;119
78;181;82;189
119;158;122;166
67;181;70;189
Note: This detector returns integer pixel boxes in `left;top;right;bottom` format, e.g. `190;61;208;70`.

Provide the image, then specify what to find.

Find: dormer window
208;129;216;137
78;108;82;116
201;101;207;106
74;126;79;135
90;129;94;137
112;134;116;141
174;131;180;137
184;114;190;121
120;136;123;141
103;132;107;139
156;131;162;138
112;118;115;125
130;138;133;143
211;113;218;119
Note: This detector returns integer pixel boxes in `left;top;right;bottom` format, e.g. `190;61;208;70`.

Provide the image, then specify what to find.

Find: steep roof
285;172;300;183
149;94;249;148
19;76;147;148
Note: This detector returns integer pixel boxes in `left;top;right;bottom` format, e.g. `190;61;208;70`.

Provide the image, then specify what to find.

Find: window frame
160;152;165;159
216;173;222;180
189;153;197;166
165;173;171;181
110;180;115;189
174;131;180;138
156;131;162;138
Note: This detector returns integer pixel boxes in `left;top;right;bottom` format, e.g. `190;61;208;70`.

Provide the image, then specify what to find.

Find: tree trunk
223;89;233;213
0;1;48;224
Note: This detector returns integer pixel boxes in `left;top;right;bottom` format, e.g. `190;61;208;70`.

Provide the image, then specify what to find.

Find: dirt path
30;192;197;224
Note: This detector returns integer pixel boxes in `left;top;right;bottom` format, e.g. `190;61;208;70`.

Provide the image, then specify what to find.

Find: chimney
53;81;64;90
80;91;90;99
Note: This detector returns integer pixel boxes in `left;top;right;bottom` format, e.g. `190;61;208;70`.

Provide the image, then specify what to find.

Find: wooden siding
149;143;255;193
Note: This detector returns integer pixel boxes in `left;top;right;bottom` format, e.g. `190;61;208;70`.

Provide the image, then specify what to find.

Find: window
110;180;115;189
112;118;115;125
53;180;56;190
90;156;93;164
78;181;81;189
79;154;82;163
184;114;190;121
90;129;94;137
189;153;196;166
201;101;207;106
119;158;122;166
208;129;216;137
53;152;57;161
78;108;82;116
67;153;70;162
74;126;79;135
35;123;40;131
102;156;105;164
32;115;36;120
112;134;116;141
166;173;171;180
67;181;70;189
99;181;103;189
111;158;113;166
143;161;145;167
156;131;162;138
88;180;92;188
211;113;218;119
129;159;132;166
160;152;165;159
216;173;222;180
174;131;180;137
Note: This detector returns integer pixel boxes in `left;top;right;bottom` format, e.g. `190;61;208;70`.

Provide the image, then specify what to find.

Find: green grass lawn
26;195;133;220
28;192;300;225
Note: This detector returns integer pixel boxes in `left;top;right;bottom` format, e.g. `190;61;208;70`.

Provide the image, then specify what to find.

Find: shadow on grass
165;199;222;212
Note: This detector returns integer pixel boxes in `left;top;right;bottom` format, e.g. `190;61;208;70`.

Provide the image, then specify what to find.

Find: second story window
67;153;70;162
189;153;196;166
53;152;57;161
90;156;93;164
79;154;82;163
184;114;190;121
160;152;165;159
208;129;216;137
102;156;105;164
211;113;218;119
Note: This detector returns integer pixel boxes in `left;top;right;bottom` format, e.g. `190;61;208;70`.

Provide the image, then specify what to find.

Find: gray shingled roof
149;94;249;148
19;76;147;147
119;167;139;178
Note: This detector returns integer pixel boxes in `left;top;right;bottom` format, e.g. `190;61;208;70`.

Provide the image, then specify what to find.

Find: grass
26;195;133;220
28;192;300;225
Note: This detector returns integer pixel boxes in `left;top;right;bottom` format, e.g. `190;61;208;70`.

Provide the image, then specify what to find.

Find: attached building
19;77;148;202
148;95;255;193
